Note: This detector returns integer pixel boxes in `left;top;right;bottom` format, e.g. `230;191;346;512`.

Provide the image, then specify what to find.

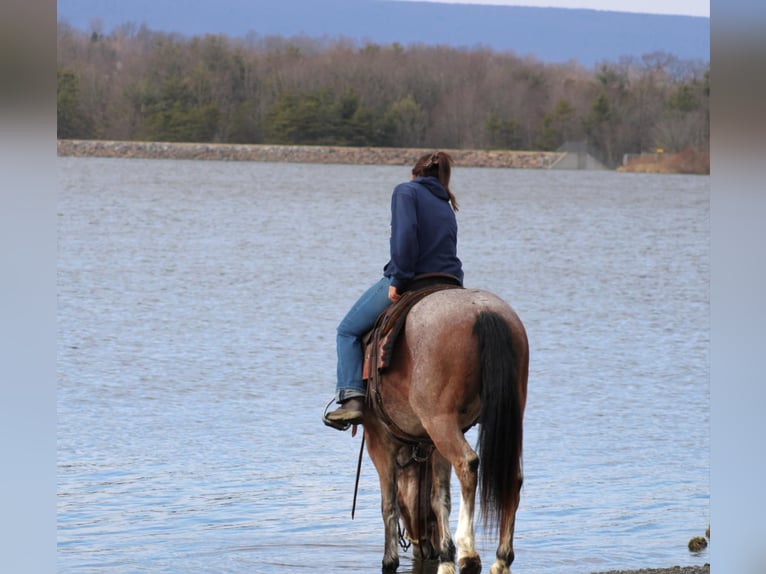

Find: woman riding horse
325;151;463;426
322;152;528;574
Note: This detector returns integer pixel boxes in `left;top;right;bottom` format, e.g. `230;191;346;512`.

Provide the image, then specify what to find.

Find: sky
401;0;709;18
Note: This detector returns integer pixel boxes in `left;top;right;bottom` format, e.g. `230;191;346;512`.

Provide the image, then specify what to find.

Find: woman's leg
335;276;393;401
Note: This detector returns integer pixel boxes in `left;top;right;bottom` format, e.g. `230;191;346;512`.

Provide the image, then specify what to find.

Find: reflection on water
58;158;709;573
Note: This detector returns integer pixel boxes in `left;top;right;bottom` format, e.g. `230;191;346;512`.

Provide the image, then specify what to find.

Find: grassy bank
617;148;710;175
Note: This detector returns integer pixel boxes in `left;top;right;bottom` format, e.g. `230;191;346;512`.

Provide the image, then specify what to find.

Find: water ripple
58;159;709;573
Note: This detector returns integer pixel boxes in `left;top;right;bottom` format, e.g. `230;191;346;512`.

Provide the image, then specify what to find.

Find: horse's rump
376;288;525;438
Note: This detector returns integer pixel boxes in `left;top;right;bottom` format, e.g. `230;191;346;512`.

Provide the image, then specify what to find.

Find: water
57;157;709;573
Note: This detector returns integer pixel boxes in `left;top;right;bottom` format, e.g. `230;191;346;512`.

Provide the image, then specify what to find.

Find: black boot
325;397;364;425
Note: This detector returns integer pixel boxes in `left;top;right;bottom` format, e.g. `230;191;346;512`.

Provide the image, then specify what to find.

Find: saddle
363;273;463;443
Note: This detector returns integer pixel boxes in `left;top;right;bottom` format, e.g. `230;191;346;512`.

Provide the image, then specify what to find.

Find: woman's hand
388;285;402;303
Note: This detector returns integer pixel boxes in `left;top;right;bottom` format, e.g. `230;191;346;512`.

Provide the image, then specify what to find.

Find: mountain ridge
56;0;710;67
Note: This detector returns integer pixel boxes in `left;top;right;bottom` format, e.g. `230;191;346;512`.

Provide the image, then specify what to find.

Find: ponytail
412;151;459;211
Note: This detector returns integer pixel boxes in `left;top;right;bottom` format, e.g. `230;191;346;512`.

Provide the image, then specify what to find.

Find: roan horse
360;287;528;574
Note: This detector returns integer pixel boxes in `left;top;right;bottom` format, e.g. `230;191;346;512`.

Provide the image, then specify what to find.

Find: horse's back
407;288;525;336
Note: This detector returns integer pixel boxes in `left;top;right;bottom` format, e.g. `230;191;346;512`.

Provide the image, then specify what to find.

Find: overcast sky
401;0;709;18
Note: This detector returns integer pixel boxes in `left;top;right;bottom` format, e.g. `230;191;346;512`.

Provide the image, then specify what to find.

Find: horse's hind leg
429;452;456;572
490;523;516;574
490;526;514;574
490;475;522;574
422;419;481;574
453;445;481;574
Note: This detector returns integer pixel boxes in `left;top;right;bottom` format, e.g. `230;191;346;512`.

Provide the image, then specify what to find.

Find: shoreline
592;566;709;574
57;139;563;169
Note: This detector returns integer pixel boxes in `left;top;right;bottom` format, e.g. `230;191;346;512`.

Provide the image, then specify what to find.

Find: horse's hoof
489;560;510;574
458;553;482;574
382;557;399;573
412;539;438;560
436;562;456;574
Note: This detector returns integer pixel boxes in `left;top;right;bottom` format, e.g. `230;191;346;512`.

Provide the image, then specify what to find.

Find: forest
57;21;709;169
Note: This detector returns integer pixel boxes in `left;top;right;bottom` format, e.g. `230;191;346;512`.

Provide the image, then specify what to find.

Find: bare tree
56;21;709;163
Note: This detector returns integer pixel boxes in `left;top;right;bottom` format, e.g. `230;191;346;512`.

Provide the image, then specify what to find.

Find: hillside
56;0;709;67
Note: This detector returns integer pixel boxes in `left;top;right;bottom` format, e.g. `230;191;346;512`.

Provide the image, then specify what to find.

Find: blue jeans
335;276;393;402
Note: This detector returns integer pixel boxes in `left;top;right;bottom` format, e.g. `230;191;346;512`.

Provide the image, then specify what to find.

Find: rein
351;430;365;520
395;442;435;552
396;443;435;468
397;521;412;551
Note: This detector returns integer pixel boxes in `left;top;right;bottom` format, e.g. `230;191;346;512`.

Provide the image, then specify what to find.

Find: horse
361;287;528;574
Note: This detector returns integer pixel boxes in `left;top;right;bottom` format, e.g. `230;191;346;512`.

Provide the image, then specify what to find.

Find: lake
57;157;709;573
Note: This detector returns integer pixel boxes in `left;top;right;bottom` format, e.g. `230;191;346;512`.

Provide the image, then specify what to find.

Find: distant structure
549;141;608;170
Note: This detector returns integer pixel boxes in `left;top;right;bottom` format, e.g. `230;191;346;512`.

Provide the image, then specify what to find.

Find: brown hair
412;151;459;211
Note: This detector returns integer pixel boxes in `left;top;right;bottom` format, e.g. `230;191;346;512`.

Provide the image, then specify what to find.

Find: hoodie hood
413;176;449;202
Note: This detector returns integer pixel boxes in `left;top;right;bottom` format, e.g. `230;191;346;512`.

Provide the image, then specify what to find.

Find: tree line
57;21;709;168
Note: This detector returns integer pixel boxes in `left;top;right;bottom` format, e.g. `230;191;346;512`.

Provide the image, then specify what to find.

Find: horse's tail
473;310;524;535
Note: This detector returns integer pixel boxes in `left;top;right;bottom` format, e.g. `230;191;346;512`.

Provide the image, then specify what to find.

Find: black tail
473;311;523;535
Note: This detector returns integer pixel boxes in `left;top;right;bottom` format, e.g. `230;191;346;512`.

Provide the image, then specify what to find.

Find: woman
325;151;463;428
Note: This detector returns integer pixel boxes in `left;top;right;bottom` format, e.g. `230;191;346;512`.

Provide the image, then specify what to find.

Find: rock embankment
57;139;563;169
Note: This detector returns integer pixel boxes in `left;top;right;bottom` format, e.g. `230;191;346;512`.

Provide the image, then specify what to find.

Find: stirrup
322;397;352;431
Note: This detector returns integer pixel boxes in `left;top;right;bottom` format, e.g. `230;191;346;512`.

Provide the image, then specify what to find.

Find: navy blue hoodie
383;176;463;291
